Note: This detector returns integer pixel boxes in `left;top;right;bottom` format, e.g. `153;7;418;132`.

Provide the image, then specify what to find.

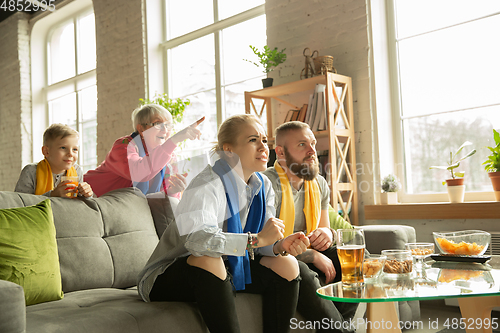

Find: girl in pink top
84;104;203;197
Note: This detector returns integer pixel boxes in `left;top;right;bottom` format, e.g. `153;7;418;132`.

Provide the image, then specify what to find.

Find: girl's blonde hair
211;114;264;158
131;104;171;131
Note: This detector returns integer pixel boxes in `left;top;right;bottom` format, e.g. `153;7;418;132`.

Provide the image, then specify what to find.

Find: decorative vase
380;192;398;205
447;185;465;203
262;78;273;88
488;171;500;201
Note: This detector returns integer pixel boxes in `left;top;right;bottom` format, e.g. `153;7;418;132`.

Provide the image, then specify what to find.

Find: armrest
0;279;26;333
358;225;416;254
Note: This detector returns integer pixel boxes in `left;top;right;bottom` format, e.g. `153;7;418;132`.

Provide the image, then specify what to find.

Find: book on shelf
306;86;319;128
297;104;308;122
310;84;326;131
284;109;296;122
291;109;300;121
304;94;314;125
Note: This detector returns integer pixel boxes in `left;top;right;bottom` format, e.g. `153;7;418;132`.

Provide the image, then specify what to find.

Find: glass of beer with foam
336;228;366;288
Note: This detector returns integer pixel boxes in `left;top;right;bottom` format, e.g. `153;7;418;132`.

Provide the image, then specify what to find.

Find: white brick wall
93;0;147;162
266;0;376;222
0;13;31;191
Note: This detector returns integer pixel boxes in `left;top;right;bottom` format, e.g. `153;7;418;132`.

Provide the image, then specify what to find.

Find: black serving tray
430;254;491;264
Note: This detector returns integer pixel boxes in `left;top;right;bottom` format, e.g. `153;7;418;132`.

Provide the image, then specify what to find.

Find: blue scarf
130;132;166;195
212;159;266;291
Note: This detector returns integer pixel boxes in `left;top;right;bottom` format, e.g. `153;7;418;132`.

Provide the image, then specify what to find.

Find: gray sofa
0;188;418;333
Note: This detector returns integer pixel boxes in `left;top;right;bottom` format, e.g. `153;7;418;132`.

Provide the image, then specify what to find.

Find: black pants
296;246;358;333
150;255;300;333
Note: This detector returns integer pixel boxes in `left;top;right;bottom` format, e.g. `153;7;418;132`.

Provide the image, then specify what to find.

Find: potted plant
430;141;476;203
244;45;287;88
380;174;401;204
483;129;500;201
139;92;190;124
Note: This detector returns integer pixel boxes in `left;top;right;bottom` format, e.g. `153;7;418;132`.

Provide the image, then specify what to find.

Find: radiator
490;231;500;256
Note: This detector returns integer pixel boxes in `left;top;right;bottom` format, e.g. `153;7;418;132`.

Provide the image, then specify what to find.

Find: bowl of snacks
363;254;387;280
433;230;490;256
381;249;413;276
405;243;435;258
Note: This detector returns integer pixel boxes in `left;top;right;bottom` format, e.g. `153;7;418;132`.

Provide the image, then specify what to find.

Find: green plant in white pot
380;174;401;204
430;141;476;203
244;45;287;88
483;129;500;201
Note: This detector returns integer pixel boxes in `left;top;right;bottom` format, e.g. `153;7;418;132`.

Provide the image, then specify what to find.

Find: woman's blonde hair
211;114;264;158
131;104;171;131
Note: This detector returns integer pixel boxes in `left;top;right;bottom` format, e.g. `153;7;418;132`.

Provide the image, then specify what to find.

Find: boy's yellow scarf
35;159;77;195
274;160;320;237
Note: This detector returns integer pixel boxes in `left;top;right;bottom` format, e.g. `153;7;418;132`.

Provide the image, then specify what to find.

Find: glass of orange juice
61;176;79;198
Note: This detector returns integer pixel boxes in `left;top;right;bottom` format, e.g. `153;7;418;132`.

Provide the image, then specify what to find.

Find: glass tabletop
317;257;500;303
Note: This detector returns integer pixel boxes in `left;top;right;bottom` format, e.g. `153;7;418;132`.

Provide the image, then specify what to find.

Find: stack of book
283;84;342;131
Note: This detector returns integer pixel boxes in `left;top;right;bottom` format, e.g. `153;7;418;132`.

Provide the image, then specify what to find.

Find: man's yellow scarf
274;160;320;237
35;159;77;195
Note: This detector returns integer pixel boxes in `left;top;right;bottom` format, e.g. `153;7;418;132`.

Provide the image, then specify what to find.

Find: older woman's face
140;113;174;151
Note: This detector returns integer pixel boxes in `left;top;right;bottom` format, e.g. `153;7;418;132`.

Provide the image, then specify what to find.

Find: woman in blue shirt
138;114;310;332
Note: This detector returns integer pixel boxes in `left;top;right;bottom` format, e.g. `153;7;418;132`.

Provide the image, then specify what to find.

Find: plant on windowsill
429;141;476;203
483;129;500;201
244;45;287;88
380;174;401;205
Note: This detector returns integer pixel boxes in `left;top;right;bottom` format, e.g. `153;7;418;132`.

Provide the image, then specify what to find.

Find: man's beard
284;147;319;181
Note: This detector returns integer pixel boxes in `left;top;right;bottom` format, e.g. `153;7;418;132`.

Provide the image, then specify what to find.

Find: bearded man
263;121;358;327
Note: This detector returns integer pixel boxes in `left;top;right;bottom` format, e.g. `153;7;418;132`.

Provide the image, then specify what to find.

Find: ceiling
0;1;65;24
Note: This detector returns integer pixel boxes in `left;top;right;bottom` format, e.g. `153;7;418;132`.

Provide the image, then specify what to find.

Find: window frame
31;1;97;171
160;3;266;148
385;0;498;203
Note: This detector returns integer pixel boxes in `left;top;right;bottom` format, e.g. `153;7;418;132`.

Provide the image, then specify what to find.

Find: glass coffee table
317;256;500;333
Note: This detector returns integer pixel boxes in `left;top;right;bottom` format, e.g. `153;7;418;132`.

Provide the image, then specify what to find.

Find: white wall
2;0;498;240
266;0;378;222
0;13;31;191
93;0;148;161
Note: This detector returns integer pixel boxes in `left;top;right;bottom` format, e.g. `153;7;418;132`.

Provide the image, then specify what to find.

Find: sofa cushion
24;288;312;333
146;195;176;237
0;199;64;305
0;188;160;293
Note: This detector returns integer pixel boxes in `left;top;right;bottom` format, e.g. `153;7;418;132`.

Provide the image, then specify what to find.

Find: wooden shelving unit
245;73;358;225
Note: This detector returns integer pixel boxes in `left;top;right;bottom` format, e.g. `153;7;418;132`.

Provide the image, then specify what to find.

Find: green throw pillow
328;204;353;231
0;199;63;305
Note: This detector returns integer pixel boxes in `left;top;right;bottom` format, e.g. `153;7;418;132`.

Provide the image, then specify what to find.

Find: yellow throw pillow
0;199;63;305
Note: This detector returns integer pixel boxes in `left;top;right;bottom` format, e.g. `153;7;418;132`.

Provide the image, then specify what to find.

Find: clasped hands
256;217;310;256
52;181;93;198
307;227;334;252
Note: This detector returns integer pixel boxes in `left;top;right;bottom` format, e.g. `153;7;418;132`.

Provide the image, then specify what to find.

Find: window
388;0;500;200
44;9;97;172
161;0;266;158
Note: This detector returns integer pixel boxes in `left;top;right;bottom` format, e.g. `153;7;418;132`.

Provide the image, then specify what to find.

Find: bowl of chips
433;230;490;256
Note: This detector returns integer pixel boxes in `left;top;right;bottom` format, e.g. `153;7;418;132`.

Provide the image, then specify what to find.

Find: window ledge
365;201;500;220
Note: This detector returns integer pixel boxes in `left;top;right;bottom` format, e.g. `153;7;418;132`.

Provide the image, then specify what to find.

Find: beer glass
336;228;365;288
